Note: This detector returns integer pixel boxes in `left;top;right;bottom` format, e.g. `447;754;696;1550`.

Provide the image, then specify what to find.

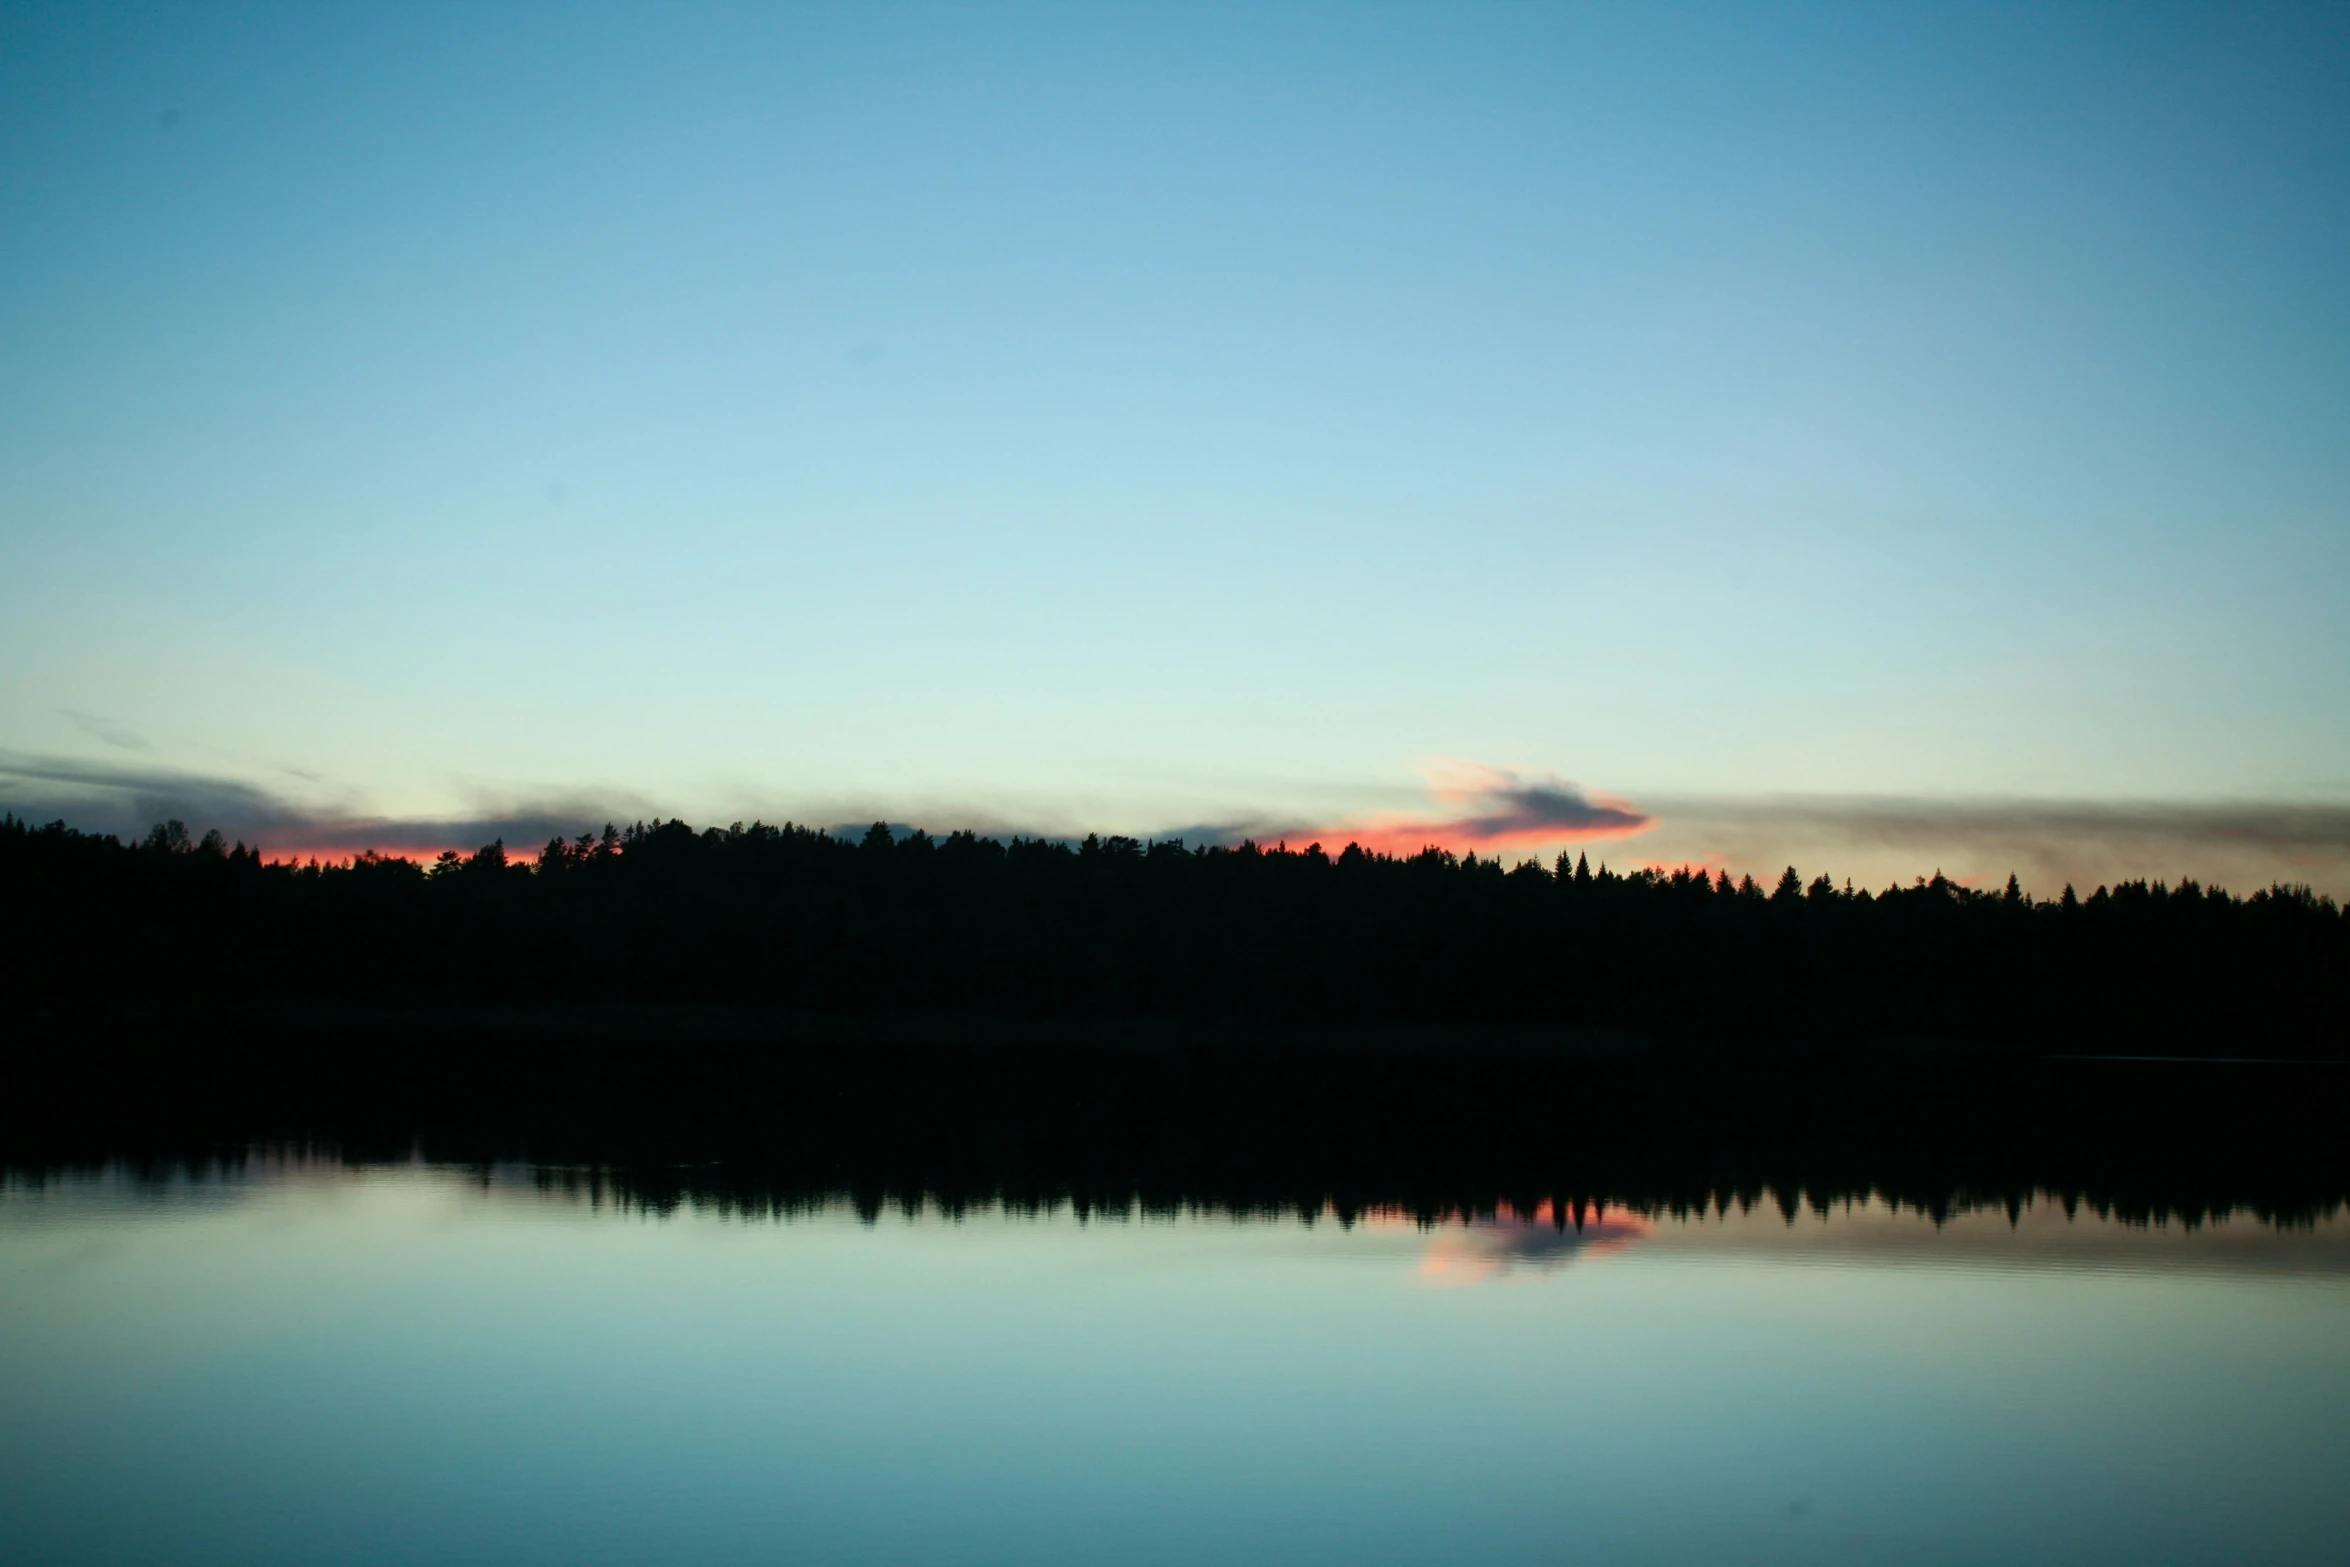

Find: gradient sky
4;3;2347;889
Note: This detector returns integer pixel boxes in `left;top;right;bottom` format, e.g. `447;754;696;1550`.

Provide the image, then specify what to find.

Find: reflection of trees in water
494;1157;2346;1241
23;1161;2338;1283
12;1076;2347;1232
8;1004;2345;1238
13;1146;2331;1278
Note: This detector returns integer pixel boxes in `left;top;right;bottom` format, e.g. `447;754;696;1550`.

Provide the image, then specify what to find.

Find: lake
4;1156;2346;1565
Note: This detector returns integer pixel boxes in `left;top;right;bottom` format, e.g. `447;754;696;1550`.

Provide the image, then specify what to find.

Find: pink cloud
1288;761;1652;859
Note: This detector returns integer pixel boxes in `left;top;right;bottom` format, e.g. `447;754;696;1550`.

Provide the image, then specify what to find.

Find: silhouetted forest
4;812;2343;1051
8;813;2346;1225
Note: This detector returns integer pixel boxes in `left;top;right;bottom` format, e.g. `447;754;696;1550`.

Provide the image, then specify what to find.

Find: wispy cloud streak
58;710;151;753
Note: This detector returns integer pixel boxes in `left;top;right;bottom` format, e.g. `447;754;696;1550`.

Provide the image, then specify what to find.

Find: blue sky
4;2;2346;890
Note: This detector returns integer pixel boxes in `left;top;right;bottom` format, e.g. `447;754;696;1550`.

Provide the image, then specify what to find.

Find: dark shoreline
8;1007;2343;1229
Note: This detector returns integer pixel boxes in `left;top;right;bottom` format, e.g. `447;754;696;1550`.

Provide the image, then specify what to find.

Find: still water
4;1160;2346;1566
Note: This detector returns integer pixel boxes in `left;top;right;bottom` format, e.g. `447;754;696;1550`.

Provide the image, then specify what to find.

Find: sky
3;1;2347;893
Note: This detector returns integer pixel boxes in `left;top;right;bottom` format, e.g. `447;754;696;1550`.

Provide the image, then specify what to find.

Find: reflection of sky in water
4;1162;2348;1566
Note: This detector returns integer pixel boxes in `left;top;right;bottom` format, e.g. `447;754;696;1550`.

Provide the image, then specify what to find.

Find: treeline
3;813;2344;1052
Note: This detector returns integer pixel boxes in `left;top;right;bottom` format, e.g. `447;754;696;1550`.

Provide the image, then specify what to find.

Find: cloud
1155;777;2350;895
2;751;293;836
0;753;1091;862
0;750;649;862
9;747;2342;896
1632;794;2350;898
1265;762;1654;858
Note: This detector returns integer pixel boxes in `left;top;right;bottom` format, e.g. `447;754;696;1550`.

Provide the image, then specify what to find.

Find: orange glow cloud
1285;761;1652;859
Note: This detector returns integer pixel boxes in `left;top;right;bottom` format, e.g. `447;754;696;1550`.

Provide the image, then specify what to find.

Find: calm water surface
4;1160;2346;1566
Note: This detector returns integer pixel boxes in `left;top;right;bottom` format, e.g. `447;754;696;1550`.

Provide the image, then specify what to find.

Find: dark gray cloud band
1450;777;1651;843
1634;794;2350;897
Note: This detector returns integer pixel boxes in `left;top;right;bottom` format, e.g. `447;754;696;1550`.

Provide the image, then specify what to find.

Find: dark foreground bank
6;1009;2343;1229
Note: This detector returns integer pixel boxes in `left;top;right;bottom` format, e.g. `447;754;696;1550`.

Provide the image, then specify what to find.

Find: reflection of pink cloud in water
1416;1200;1655;1287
